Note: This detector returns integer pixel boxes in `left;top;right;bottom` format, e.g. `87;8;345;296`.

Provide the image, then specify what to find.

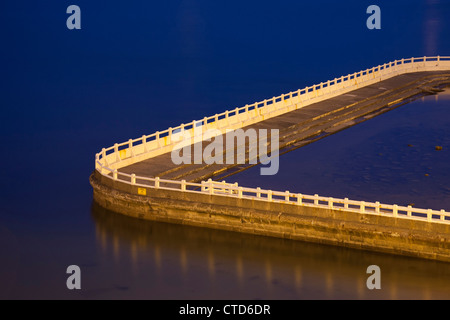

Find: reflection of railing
94;56;450;225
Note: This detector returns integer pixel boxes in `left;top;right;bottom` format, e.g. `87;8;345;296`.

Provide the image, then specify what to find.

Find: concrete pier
91;57;450;262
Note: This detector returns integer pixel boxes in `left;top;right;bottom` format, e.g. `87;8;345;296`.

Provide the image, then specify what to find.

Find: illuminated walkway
91;57;450;262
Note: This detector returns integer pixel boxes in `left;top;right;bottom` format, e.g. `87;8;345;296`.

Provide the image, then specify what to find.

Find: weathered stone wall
90;171;450;262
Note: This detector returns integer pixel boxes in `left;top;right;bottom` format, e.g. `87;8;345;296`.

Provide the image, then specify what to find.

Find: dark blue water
1;0;450;299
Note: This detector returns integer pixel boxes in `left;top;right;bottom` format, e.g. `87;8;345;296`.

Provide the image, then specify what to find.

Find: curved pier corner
90;56;450;262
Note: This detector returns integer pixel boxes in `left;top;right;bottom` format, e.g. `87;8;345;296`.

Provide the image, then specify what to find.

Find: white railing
94;56;450;225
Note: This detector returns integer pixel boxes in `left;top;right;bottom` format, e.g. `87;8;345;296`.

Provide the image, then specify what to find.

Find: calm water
1;0;450;299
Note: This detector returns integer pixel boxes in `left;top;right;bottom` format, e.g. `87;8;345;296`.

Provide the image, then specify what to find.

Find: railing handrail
94;56;450;225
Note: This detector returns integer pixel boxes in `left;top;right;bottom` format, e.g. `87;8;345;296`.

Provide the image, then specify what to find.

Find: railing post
407;205;412;217
249;104;256;120
257;187;261;198
297;193;302;205
393;204;398;217
102;148;107;165
114;143;120;162
142;135;147;153
168;128;172;144
181;179;186;191
437;55;440;65
155;177;160;189
314;194;319;205
268;190;272;202
208;178;214;195
113;169;118;180
344;198;349;209
427;209;432;222
225;110;230;126
221;180;226;193
238;187;243;198
128;139;134;157
230;182;237;195
375;201;380;214
285;191;290;202
328;197;333;209
156;131;160;147
131;174;136;185
360;201;365;213
441;209;445;221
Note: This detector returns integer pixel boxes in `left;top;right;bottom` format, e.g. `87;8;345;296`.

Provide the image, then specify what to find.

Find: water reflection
424;0;441;56
91;202;450;299
435;87;450;100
